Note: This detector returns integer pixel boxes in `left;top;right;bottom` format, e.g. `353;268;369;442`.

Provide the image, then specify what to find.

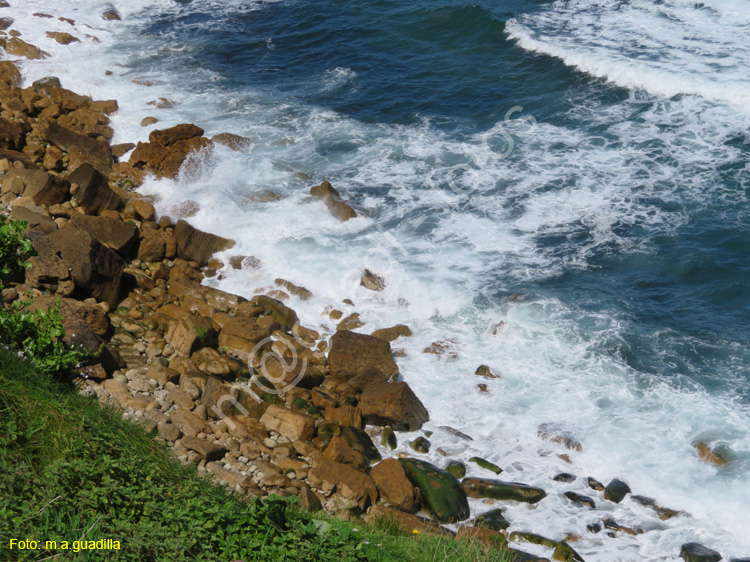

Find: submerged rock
564;491;596;509
510;532;556;549
680;543;722;562
444;460;466;480
604;478;631;504
469;456;502;475
553;541;585;562
474;508;510;531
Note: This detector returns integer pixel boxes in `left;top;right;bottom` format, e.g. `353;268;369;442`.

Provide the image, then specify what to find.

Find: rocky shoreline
0;12;742;562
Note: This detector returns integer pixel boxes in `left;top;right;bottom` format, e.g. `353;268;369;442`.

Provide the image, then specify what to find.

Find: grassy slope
0;346;509;562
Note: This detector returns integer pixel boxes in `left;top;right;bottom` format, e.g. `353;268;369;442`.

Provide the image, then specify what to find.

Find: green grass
0;345;511;562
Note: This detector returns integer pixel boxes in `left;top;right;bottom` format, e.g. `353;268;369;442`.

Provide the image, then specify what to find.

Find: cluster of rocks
0;21;745;562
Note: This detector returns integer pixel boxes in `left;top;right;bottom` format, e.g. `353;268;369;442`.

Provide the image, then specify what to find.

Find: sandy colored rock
328;330;399;384
308;458;377;510
4;37;49;59
165;314;217;357
0;60;21;89
181;436;227;462
323;436;367;470
371;324;412;342
260;405;315;442
173;219;234;265
70;213;138;255
370;458;418;512
325;405;362;428
309;180;357;221
46;31;80;45
364;505;445;535
212;132;251;151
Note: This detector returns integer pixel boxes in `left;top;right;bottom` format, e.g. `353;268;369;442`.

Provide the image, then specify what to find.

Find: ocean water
8;0;750;559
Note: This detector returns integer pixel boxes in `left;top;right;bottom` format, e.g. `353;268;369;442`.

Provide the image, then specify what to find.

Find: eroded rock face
260;405;315;442
309;181;357;221
370;458;418;512
70;213;138;255
45;121;113;175
129;123;212;179
328;330;399;383
173;219;235;265
307;458;377;511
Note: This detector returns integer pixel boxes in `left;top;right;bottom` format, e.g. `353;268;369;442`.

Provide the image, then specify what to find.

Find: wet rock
129;123;212;179
680;543;722;562
46;31;80;45
381;426;397;450
475;364;500;379
340;426;380;464
469;456;502;475
371;324;412;342
212;132;252;152
360;269;385;291
510;532;556;549
695;442;732;466
101;5;121;20
538;423;583;452
564;491;596;509
359;381;429;431
0;61;22;89
587;477;604;491
604;478;631;504
474;508;510;531
310;180;357;221
252;294;298;329
399;458;469;523
553;541;585;562
3;37;49;59
445;460;466;479
553;473;576;483
410;436;431;454
461;478;547;504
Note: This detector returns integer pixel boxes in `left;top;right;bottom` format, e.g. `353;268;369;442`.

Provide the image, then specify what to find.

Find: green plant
0;214;35;291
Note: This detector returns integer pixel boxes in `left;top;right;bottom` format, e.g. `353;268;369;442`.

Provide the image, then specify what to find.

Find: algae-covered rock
462;477;547;504
474;507;510;531
553;541;585;562
381;426;397;450
553;472;576;483
340;425;381;464
564;491;596;509
508;549;552;562
680;543;722;562
510;532;557;549
445;460;466;479
411;436;431;453
399;458;470;523
469;456;502;475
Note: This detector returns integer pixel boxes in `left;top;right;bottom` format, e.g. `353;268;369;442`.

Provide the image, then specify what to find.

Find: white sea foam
6;0;750;559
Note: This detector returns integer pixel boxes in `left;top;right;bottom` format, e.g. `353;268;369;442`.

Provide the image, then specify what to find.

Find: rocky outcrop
309;181;357;221
359;381;428;431
399;458;469;523
129;123;212;179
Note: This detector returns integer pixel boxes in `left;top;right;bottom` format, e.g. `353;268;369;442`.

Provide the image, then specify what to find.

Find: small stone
410;436;431;454
445;460;466;479
553;472;576;483
475;364;500;379
587;477;604;491
360;269;385;291
564;491;596;509
604;478;631;503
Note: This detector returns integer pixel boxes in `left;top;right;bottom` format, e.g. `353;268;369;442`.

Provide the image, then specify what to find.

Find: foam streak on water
8;0;750;559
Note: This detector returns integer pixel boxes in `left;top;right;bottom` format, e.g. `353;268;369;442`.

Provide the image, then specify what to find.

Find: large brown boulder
68;163;122;214
137;229;171;262
57;107;113;139
370;458;418;512
9;204;57;234
3;37;49;59
307;458;378;511
328;330;399;385
260;405;315;441
252;295;298;329
45;121;113;175
165;314;217;356
129;123;212;179
359;382;429;431
3;169;68;206
70;213;138;255
46;226;124;307
218;315;273;355
173;219;234;265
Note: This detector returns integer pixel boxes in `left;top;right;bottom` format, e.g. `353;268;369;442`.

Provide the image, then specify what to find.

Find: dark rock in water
510;531;556;549
602;518;640;536
469;456;502;474
553;472;576;483
604;478;631;503
680;543;722;562
461;477;547;504
445;460;466;479
410;436;431;453
553;541;585;562
340;425;381;464
586;522;601;533
400;458;470;523
381;426;397;450
507;548;551;562
102;5;121;20
630;494;656;507
438;426;473;441
729;559;750;562
475;364;500;379
32;76;61;91
587;476;604;491
360;268;385;291
474;507;510;531
564;491;596;509
538;422;583;452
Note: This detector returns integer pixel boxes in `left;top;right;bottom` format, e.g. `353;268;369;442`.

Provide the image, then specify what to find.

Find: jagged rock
46;31;80;45
461;478;547;504
307;458;377;511
47;226;123;307
371;324;412;342
323;436;367;470
173;219;234;265
604;478;631;503
252;294;298;329
475;364;500;379
309;181;357;221
360;269;385;291
3;37;49;59
400;458;469;523
3;169;68;206
680;543;722;562
0;61;22;89
359;381;428;431
129;123;212;178
553;541;585;562
9;204;57;234
274;278;313;300
70;213;138;255
24;230;74;295
58;107;113;139
260;405;315;442
137;230;170;262
212;132;251;152
165;314;217;356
